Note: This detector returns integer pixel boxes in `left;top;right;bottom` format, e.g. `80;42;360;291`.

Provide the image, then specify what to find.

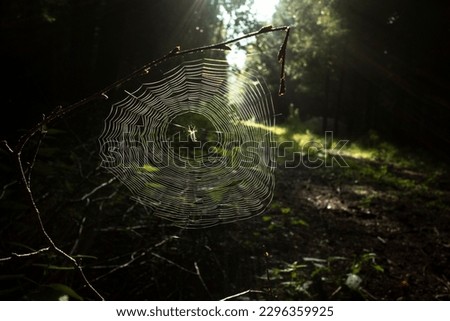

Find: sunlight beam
221;0;279;68
252;0;279;22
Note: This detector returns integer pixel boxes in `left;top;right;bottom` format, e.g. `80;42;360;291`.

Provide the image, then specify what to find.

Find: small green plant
351;252;384;275
265;252;384;300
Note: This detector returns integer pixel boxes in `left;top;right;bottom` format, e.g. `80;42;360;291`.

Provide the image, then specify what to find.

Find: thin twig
8;25;290;155
80;177;117;202
12;145;104;300
1;140;13;153
70;216;87;255
220;289;265;301
91;250;146;283
12;247;50;257
277;27;291;96
194;262;212;298
151;252;196;275
90;236;179;282
360;287;379;300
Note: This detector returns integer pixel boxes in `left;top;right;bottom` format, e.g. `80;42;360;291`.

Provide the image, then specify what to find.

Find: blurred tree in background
246;0;449;153
246;0;346;132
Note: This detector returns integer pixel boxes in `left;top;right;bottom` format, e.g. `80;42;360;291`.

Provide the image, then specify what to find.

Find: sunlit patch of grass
291;130;320;147
239;119;287;135
290;218;309;227
272;126;288;135
145;182;164;189
139;164;159;173
352;185;376;196
342;144;376;160
257;120;441;186
265;202;309;229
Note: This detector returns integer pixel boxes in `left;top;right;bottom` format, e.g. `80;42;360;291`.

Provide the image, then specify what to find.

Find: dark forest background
0;0;449;300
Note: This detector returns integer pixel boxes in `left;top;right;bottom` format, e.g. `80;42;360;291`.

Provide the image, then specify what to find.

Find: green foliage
139;165;159;173
351;252;384;275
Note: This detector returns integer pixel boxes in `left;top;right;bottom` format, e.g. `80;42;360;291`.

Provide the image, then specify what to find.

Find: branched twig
26;127;47;186
79;177;117;202
0;26;290;300
277;27;291;96
151;252;196;275
90;236;179;282
7;25;290;156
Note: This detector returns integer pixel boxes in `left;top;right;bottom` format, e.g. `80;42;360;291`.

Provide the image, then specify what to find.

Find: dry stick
194;262;212;298
70;216;87;255
15;149;105;299
80;177;117;202
90;236;180;282
0;247;50;262
0;180;17;200
277;27;291;96
0;25;290;300
151;253;196;275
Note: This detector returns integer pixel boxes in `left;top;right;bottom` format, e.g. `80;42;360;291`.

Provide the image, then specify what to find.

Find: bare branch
70;216;87;255
80;177;117;202
0;180;17;200
151;252;196;275
90;236;180;282
0;247;50;261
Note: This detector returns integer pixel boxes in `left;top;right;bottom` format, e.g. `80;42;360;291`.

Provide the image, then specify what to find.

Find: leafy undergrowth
259;154;450;300
0;125;449;300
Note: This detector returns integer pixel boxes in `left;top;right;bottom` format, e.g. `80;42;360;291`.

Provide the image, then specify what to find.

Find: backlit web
99;58;275;228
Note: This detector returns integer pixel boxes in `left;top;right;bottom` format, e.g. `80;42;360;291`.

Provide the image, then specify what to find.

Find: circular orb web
99;58;276;228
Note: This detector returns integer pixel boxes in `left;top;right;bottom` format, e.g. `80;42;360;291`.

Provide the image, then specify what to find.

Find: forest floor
259;154;450;300
91;136;450;301
1;128;450;301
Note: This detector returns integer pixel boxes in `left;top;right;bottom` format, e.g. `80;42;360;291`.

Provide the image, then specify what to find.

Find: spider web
99;58;276;228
